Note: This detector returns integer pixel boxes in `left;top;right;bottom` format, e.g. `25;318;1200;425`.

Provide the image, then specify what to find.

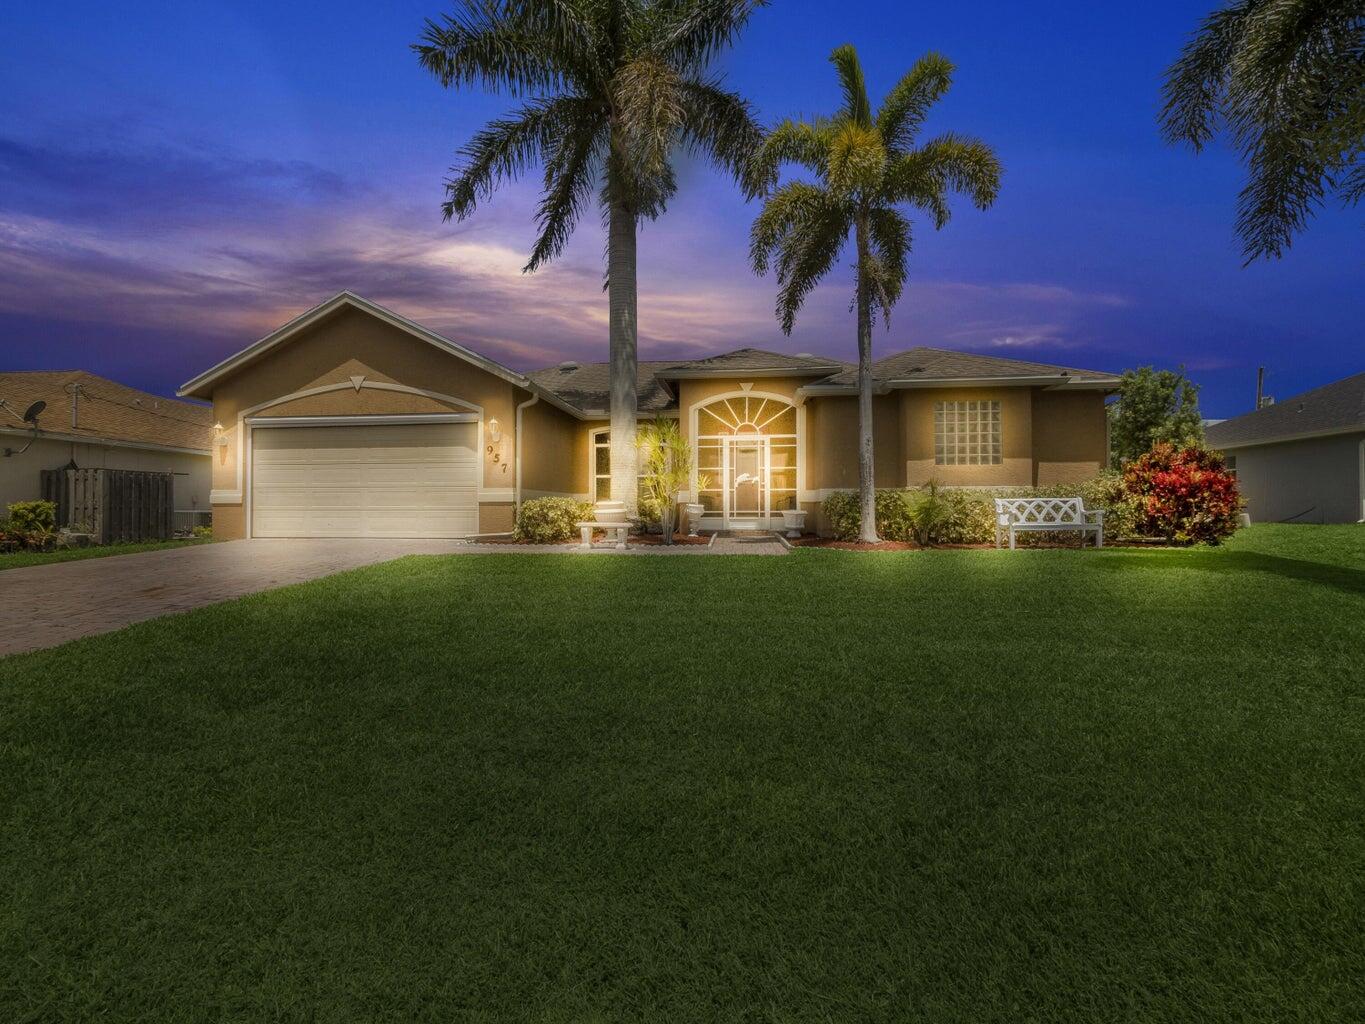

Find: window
590;429;648;501
1224;455;1237;480
934;400;1002;466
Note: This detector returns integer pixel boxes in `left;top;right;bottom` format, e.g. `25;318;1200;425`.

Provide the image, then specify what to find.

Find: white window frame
588;427;648;502
934;400;1002;466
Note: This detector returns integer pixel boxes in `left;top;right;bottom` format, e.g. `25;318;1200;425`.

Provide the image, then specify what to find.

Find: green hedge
822;475;1142;545
514;497;594;543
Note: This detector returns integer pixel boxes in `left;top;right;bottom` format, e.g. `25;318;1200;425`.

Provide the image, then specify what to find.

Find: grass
1;524;1361;1022
0;537;208;571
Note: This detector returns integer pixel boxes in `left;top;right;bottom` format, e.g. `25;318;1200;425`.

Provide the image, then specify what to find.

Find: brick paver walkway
0;534;788;656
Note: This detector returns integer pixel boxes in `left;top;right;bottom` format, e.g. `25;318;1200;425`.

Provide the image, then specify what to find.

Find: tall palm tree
1161;0;1364;262
415;1;765;511
750;45;1001;543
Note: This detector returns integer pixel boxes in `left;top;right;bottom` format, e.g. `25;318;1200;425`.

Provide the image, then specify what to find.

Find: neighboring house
0;371;213;524
1206;372;1365;524
178;291;1120;539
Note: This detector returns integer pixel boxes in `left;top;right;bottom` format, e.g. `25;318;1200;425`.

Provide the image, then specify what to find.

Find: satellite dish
22;400;45;423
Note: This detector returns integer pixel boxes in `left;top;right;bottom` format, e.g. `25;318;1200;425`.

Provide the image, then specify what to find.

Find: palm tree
1161;0;1364;262
750;45;1001;543
415;1;765;513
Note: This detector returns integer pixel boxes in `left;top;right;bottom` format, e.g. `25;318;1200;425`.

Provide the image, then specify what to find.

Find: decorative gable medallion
740;382;753;392
349;375;366;392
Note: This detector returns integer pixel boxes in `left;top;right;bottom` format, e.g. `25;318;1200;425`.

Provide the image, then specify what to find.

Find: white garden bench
994;497;1104;549
577;521;629;550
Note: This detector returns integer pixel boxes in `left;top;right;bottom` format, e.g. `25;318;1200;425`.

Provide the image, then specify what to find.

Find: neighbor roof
0;371;213;452
815;347;1120;388
1206;371;1365;449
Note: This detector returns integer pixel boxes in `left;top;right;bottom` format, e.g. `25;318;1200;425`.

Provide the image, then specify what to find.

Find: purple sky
1;0;1360;418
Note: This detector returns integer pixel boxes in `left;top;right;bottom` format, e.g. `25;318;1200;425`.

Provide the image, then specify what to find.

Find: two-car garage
250;419;480;538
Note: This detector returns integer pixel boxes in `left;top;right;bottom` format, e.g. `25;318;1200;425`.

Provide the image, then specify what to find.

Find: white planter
685;503;705;537
780;508;807;538
594;500;626;524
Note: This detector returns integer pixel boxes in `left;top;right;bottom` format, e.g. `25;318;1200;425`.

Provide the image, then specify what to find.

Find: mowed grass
0;537;207;572
1;525;1362;1022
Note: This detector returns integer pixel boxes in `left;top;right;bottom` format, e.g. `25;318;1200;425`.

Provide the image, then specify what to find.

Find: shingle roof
818;347;1120;387
528;361;679;416
0;371;213;452
653;348;847;376
1206;371;1365;449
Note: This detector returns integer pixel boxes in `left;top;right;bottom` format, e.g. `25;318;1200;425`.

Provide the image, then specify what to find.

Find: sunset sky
2;0;1360;417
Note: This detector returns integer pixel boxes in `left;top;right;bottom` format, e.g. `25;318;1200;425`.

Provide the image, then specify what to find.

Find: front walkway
0;534;788;656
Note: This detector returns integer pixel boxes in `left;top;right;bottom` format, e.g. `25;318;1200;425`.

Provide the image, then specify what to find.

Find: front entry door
725;436;768;529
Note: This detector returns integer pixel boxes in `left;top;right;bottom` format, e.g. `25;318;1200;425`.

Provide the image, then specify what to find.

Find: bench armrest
1083;508;1105;523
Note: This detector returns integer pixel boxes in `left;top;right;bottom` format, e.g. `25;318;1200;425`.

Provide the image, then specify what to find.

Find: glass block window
934;400;1002;466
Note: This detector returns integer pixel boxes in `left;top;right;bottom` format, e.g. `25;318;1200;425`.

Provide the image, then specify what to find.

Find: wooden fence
40;468;174;544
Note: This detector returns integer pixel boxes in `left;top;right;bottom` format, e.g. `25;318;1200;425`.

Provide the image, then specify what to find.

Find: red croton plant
1122;443;1242;545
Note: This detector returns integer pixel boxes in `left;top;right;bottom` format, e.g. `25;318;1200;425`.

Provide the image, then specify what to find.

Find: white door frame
723;434;770;529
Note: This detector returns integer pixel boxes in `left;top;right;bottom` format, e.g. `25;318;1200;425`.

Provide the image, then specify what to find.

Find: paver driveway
0;539;471;657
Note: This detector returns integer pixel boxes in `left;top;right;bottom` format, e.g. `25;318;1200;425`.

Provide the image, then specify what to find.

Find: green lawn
2;525;1361;1022
0;537;208;571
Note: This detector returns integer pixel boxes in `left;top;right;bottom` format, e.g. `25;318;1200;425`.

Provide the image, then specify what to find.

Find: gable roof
813;347;1120;389
0;370;213;453
178;291;536;401
1206;371;1365;449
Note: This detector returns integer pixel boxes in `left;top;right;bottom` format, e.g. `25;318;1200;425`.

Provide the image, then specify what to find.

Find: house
1206;372;1365;524
0;370;213;526
178;291;1120;539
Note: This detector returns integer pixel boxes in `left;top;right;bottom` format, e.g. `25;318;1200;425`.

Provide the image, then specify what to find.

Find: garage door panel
251;422;480;538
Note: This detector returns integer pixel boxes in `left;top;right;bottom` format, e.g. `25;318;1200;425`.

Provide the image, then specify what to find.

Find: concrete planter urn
685;503;706;537
780;508;807;538
593;500;627;524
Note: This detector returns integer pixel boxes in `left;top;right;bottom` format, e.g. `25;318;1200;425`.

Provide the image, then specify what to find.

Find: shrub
514;497;594;543
1121;443;1241;545
822;490;914;542
822;474;1144;546
192;525;213;540
7;500;56;533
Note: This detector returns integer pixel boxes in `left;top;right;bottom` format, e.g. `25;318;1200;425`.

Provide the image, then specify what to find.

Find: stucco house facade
179;292;1119;539
0;370;212;523
1206;372;1365;524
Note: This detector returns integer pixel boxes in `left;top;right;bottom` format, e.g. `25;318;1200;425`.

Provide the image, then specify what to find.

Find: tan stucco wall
1031;391;1109;484
805;395;903;491
901;387;1034;487
212;503;245;539
519;398;585;498
204;304;525;539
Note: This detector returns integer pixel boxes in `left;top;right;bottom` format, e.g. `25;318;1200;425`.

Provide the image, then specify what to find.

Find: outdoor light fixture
486;417;502;443
214;423;229;464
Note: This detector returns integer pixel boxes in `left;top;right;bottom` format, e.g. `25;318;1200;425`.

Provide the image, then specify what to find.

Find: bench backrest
994;497;1085;525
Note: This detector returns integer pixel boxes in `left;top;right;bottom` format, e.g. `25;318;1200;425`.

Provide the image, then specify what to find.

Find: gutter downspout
514;392;539;514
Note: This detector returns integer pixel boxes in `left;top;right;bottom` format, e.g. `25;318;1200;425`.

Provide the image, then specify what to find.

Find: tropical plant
906;478;954;547
636;418;708;543
415;0;767;512
1122;443;1242;544
1108;366;1205;467
750;45;1001;543
1161;0;1365;262
514;496;595;543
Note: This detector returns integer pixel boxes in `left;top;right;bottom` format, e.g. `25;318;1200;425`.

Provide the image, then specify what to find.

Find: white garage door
251;421;479;538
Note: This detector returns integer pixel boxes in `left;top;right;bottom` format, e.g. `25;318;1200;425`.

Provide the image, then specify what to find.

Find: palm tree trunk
607;195;639;515
854;216;878;544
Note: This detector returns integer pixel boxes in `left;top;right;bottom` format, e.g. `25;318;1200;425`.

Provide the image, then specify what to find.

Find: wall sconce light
214;423;229;464
486;417;502;443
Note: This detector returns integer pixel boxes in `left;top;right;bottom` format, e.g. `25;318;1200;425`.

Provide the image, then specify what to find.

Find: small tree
1109;366;1204;467
637;420;707;544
